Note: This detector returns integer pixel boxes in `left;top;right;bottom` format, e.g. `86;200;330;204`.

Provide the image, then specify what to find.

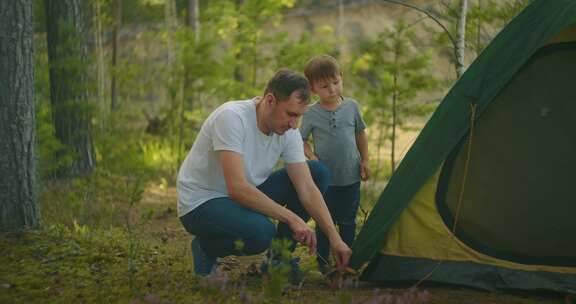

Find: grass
0;179;567;303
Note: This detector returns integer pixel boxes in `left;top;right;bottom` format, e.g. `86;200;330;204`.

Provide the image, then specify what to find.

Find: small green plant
262;239;293;299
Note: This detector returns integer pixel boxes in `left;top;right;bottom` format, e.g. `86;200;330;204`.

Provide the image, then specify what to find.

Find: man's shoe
191;238;217;276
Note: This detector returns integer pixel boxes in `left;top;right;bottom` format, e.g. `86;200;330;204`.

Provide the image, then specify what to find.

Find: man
177;69;352;277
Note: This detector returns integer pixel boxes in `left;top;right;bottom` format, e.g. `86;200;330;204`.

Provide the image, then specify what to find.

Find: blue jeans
316;182;361;266
179;160;330;258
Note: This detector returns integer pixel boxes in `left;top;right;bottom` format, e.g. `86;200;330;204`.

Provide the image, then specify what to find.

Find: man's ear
263;93;275;105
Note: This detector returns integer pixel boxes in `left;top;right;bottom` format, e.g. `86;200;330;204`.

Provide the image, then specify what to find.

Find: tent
350;0;576;293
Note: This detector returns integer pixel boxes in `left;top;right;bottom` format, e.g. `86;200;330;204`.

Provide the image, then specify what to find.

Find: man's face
311;74;343;104
268;92;308;135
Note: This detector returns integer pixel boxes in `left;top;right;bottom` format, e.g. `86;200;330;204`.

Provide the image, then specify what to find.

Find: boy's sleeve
354;101;367;133
212;109;245;154
299;111;312;140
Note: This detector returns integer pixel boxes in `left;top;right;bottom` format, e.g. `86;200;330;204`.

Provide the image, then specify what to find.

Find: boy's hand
360;161;371;181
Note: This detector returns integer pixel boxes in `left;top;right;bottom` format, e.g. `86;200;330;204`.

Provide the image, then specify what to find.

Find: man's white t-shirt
177;99;306;217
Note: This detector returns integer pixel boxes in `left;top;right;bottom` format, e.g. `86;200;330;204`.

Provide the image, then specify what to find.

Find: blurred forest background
4;0;556;303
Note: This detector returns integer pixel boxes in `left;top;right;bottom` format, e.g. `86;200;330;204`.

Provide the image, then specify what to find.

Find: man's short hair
264;69;310;104
304;54;341;86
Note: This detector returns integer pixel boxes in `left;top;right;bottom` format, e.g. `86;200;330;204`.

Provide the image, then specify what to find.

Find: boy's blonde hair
304;55;341;86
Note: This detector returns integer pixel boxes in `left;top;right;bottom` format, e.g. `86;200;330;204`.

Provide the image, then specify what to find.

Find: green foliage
36;102;75;178
206;0;296;96
353;20;439;175
264;239;293;299
121;0;165;24
274;26;337;72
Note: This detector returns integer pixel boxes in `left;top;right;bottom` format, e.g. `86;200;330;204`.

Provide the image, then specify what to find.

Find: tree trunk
456;0;468;77
391;70;398;175
186;0;200;41
165;0;180;175
474;0;483;56
390;31;400;175
93;0;106;120
179;0;200;166
0;0;40;231
110;0;122;112
233;0;245;83
45;0;96;178
338;0;345;57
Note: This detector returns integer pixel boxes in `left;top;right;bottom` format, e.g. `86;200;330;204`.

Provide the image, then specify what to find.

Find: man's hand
330;239;352;270
288;216;316;254
360;160;371;181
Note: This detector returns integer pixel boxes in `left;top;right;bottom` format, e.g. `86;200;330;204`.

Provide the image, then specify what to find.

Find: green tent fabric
350;0;576;293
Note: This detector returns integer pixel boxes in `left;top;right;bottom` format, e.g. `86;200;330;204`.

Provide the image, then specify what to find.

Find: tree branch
377;0;459;69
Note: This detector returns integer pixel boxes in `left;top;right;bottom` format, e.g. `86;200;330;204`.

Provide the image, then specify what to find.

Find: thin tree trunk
391;42;399;175
187;0;200;42
375;123;384;181
179;0;200;165
338;0;345;57
475;0;482;56
251;36;258;89
165;0;179;174
456;0;468;77
370;122;385;195
94;0;106;121
391;73;398;175
110;0;122;112
233;0;245;83
165;0;177;76
45;0;96;178
0;0;39;230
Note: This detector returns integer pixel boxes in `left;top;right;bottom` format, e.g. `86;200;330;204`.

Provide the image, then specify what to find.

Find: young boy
300;55;370;272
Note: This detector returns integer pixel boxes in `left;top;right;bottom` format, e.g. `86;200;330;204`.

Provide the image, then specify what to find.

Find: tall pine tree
45;0;96;178
0;0;39;231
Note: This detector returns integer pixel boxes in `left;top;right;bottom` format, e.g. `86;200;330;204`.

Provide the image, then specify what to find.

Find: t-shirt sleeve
212;109;245;154
353;101;367;133
282;130;306;164
299;111;312;140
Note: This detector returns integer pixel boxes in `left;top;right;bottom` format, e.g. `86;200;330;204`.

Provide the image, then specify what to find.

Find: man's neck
255;98;271;135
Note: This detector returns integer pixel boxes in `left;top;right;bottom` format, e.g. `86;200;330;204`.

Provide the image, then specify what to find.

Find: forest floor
0;181;568;304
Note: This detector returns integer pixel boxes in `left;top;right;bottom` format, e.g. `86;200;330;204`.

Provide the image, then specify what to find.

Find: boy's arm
286;162;352;269
303;141;318;160
356;130;371;181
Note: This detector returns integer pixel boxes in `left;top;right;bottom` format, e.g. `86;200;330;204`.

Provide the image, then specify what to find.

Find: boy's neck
319;96;343;110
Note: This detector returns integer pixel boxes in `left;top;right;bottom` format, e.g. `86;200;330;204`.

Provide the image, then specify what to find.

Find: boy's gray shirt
300;97;366;186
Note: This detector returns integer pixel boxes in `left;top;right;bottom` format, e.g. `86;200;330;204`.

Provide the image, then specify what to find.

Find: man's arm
286;162;352;269
355;130;371;181
218;150;316;250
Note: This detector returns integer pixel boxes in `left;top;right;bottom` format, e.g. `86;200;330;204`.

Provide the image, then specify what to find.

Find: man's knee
307;160;330;192
243;220;276;255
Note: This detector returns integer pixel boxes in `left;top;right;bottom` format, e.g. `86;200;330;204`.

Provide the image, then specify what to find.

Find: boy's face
311;74;343;104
